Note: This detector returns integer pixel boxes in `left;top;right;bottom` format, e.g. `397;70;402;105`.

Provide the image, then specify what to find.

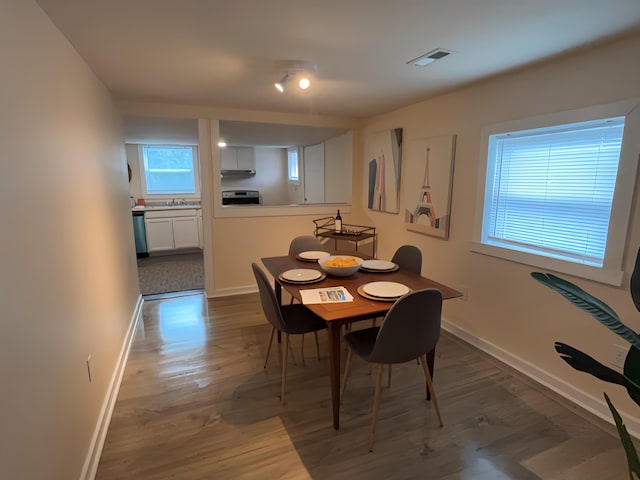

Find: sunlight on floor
158;296;207;351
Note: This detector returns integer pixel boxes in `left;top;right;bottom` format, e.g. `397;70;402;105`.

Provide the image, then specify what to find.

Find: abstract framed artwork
367;128;403;214
403;134;456;239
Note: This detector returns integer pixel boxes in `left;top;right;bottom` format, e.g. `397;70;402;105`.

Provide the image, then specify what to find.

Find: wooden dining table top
260;254;463;324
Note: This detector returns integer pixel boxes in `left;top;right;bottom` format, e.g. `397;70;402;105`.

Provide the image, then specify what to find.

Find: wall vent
407;48;454;67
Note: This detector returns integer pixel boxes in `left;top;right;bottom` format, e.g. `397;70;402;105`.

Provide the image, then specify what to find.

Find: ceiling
36;0;640;119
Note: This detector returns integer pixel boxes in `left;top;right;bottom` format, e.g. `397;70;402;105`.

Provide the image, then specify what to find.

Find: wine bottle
335;209;342;234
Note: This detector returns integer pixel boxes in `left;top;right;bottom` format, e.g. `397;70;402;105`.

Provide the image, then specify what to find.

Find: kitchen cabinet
172;216;199;249
221;146;255;170
145;218;175;251
144;209;201;252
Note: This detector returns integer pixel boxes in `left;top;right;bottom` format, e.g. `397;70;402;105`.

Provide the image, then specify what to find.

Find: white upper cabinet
221;146;255;170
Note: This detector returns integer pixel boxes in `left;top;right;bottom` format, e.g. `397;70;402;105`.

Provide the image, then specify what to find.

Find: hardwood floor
96;292;628;479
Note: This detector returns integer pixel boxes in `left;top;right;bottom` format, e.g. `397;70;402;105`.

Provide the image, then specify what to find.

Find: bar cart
313;216;377;257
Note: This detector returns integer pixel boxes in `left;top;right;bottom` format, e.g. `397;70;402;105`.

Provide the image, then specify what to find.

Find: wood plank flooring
95;292;628;479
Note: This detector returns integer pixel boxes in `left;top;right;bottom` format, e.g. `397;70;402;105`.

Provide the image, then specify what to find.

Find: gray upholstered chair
391;244;422;274
341;288;444;451
288;235;328;257
252;263;327;404
367;245;423;334
287;235;329;315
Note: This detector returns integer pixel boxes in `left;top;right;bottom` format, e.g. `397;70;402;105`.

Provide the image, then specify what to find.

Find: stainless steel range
222;190;260;205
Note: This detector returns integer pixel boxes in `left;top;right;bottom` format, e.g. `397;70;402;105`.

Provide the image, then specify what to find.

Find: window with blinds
288;148;300;184
472;99;640;286
483;117;624;267
140;145;200;196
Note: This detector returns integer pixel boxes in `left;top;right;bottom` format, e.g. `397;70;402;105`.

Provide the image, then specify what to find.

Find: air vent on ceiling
407;48;454;67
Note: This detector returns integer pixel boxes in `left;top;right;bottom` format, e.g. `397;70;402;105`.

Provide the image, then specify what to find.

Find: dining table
260;252;463;430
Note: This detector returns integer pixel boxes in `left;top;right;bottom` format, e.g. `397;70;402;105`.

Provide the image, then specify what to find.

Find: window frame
287;147;300;185
471;99;640;286
138;144;201;199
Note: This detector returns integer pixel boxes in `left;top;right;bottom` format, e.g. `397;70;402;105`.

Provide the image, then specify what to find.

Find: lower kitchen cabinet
172;216;200;249
144;209;201;253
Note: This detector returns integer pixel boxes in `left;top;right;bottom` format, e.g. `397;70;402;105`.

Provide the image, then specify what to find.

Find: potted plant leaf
531;247;640;478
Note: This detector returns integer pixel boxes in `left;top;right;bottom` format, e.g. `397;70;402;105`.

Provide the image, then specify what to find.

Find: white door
303;143;325;203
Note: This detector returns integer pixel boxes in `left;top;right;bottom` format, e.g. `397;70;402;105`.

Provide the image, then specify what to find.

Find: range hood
220;169;256;178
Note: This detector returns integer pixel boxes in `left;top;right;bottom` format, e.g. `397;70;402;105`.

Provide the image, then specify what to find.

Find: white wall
125;144;143;201
220;146;289;204
353;32;640;433
0;2;140;479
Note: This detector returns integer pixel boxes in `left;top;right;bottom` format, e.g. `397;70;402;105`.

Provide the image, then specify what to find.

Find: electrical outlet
610;344;628;369
459;286;468;301
86;355;92;383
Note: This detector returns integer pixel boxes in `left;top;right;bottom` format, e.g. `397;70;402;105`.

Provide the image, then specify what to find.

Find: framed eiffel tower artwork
367;128;403;214
403;134;456;239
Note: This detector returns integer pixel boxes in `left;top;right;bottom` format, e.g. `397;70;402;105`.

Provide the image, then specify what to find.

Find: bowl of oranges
319;255;364;277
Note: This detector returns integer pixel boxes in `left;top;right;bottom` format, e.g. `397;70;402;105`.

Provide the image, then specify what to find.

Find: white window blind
288;148;299;182
483;117;625;267
141;145;198;195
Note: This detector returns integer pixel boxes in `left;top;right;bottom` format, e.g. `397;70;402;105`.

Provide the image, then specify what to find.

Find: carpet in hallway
137;252;204;296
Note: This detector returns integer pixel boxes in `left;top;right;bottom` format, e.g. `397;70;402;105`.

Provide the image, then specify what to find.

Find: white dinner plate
361;260;397;271
297;251;331;261
281;269;323;282
362;281;410;298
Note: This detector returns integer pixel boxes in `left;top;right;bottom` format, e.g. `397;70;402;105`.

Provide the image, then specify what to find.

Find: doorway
123;116;205;297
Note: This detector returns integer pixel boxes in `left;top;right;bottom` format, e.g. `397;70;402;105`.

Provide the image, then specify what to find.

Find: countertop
132;204;201;212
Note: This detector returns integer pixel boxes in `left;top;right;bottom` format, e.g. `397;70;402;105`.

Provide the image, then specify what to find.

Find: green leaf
555;342;627;385
625;347;640;407
604;392;640;479
531;272;640;349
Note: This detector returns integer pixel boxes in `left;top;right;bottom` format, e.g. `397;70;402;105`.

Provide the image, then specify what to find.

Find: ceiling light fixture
274;74;289;93
298;76;311;90
274;62;317;94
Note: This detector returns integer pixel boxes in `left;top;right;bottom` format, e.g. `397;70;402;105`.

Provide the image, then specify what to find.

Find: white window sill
469;241;623;286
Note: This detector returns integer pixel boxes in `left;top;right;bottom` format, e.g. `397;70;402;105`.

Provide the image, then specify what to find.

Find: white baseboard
206;284;257;298
80;295;144;480
442;318;640;439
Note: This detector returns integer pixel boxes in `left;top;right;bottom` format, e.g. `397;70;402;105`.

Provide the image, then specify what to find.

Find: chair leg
369;364;384;452
387;364;392;388
301;334;306;367
281;333;289;405
419;354;443;427
340;346;353;402
284;338;296;366
264;327;276;368
314;331;320;360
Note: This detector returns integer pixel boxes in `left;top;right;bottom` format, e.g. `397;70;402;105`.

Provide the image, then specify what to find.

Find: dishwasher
132;211;149;258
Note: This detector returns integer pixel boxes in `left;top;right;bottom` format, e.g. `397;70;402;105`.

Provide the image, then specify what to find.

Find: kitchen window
288;148;300;184
140;145;200;196
471;99;640;286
